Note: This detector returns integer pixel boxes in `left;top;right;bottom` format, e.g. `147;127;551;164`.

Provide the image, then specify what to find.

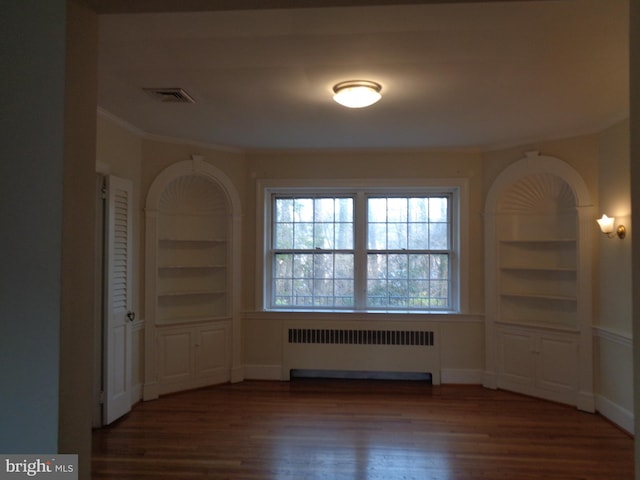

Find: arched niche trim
485;151;591;213
143;158;243;400
483;151;595;412
146;157;241;215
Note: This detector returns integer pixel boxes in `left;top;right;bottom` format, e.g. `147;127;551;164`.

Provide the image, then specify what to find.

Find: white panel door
103;175;134;425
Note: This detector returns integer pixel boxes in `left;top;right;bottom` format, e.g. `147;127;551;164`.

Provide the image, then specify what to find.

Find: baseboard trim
595;394;634;435
244;364;283;381
230;366;244;383
577;390;595;413
143;382;159;401
592;326;632;348
482;371;498;389
131;382;144;403
441;368;483;384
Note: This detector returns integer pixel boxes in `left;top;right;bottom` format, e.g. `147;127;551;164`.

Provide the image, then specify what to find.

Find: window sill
264;308;458;315
241;310;483;324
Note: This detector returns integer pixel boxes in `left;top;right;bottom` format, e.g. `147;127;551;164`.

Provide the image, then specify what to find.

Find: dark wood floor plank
92;380;633;479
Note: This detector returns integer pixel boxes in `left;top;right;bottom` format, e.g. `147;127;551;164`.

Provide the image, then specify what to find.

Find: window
366;196;450;309
272;196;355;308
265;186;458;312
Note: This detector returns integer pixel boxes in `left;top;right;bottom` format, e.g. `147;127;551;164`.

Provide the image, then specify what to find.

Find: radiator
282;325;440;384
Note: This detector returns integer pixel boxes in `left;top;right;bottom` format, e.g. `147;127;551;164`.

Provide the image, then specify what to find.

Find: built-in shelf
500;266;576;272
159;238;227;244
145;161;241;398
159;265;227;270
156;313;231;325
498;237;578;331
500;292;576;302
495;319;580;334
499;238;576;244
153;180;230;326
158;290;227;297
484;153;593;411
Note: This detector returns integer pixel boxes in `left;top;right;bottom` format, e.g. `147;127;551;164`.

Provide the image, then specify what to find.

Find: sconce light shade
597;214;626;239
332;80;382;108
597;214;615;234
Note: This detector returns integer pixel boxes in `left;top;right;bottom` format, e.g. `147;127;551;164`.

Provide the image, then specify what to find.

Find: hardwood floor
92;379;633;479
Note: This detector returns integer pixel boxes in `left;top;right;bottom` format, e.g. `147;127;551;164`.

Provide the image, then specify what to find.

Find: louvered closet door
104;175;134;425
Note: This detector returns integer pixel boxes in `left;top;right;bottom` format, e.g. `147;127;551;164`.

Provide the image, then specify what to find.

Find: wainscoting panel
593;326;634;434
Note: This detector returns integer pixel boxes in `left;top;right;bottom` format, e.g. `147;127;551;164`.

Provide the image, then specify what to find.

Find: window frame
258;179;467;314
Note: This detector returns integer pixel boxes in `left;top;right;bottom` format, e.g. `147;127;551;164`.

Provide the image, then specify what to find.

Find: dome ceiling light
332;80;382;109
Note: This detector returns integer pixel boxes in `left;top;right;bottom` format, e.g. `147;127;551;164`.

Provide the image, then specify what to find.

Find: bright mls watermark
0;455;77;479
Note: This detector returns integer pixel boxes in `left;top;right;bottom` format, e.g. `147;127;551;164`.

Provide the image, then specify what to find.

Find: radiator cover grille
288;328;434;346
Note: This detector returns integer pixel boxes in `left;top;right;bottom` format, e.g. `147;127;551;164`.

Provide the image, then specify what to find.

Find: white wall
58;6;99;477
0;0;67;453
239;149;486;382
594;120;633;433
242;313;485;383
127;129;622;390
0;5;99;479
481;128;634;431
629;1;640;477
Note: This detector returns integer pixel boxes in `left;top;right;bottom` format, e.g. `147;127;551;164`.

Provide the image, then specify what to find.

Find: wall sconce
596;214;626;239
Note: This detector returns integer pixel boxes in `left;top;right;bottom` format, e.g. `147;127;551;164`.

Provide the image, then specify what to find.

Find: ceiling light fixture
332;80;382;109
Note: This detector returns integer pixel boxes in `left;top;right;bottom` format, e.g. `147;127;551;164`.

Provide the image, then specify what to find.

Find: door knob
127;311;135;322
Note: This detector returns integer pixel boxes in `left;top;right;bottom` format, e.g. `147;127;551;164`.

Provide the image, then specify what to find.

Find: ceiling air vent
143;87;195;104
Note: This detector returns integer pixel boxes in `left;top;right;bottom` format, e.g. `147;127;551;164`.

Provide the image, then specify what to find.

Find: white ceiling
97;0;629;151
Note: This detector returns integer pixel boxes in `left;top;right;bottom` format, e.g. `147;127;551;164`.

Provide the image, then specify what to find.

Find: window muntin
268;191;454;311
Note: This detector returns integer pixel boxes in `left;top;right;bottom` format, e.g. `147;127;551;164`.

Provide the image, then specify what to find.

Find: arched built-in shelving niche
144;158;242;399
484;152;594;412
157;175;229;324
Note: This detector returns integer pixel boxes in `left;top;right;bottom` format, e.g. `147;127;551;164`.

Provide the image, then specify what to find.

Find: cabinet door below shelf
497;326;578;406
498;329;536;388
157;322;231;395
536;332;578;395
